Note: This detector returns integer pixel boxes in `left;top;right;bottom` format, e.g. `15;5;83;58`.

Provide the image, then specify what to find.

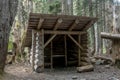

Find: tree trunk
111;5;120;64
0;0;18;74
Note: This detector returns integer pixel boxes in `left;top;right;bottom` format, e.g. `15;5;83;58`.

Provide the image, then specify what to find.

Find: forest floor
1;63;120;80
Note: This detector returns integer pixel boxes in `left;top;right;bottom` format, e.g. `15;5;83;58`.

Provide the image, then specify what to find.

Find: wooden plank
64;35;67;67
37;18;44;29
41;29;44;69
51;41;53;69
44;30;86;35
69;19;79;31
53;18;62;30
68;35;84;50
44;34;56;48
83;20;95;30
78;35;81;66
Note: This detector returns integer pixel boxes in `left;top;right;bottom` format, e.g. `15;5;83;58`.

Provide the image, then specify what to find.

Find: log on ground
77;65;94;73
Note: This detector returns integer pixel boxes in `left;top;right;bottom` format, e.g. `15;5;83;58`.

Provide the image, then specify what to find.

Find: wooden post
64;35;67;67
51;41;53;69
30;47;33;65
34;29;44;73
78;35;81;66
27;47;31;64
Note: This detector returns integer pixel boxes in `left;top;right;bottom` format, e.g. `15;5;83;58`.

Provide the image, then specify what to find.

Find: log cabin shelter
23;13;97;72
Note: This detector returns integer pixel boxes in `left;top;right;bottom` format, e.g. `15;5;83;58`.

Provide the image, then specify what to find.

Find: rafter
83;20;94;30
53;18;62;30
44;18;63;48
37;18;44;30
69;19;79;31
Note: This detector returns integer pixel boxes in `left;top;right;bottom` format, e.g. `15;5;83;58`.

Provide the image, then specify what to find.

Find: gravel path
2;63;120;80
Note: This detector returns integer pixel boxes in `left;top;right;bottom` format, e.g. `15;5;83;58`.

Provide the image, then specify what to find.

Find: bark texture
0;0;18;73
111;6;120;64
34;32;44;73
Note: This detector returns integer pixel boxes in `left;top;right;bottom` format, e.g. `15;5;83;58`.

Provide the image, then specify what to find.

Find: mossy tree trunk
0;0;18;74
111;6;120;64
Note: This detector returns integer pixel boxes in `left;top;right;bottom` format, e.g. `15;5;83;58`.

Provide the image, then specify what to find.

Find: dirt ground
1;63;120;80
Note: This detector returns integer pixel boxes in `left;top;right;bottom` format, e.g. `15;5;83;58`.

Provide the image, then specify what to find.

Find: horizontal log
35;30;86;35
81;62;89;66
67;60;77;65
82;46;88;49
81;38;88;40
44;63;51;67
81;57;90;62
94;56;113;62
77;65;94;72
81;44;88;47
101;32;120;40
81;41;88;44
45;30;86;35
81;53;88;57
82;50;88;53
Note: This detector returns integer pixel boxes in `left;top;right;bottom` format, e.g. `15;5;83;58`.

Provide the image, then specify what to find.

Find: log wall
44;32;90;68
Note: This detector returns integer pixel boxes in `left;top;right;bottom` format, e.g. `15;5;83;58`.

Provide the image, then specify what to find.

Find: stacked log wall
44;33;91;68
80;32;91;66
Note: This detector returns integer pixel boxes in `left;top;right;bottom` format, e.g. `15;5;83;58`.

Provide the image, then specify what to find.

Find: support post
78;35;81;66
64;35;67;67
34;29;44;73
51;41;53;69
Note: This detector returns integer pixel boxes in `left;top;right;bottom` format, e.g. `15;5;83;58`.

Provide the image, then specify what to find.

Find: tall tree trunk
0;0;18;74
111;5;120;63
94;0;99;55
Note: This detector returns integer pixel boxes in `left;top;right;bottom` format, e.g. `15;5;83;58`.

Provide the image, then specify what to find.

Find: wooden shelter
23;13;97;72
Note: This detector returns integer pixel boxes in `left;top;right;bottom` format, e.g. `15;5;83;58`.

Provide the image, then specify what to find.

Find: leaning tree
0;0;18;74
